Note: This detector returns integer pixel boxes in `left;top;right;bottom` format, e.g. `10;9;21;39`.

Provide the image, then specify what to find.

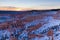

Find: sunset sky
0;0;60;10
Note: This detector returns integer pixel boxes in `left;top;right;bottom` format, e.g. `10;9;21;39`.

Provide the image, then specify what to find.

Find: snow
0;16;11;23
0;11;59;40
53;31;60;40
18;31;28;40
25;16;54;29
45;11;57;15
0;30;10;40
38;36;50;40
25;19;41;29
32;19;60;34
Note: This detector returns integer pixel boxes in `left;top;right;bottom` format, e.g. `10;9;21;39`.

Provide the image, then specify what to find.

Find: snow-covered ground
0;10;60;40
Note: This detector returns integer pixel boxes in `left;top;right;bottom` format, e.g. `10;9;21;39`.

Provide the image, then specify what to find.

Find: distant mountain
0;7;22;11
0;6;60;11
0;7;33;11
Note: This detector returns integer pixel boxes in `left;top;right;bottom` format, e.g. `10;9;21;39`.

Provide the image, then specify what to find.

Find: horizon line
0;6;60;11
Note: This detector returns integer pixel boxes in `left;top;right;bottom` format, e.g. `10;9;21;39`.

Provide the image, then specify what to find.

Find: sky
0;0;60;10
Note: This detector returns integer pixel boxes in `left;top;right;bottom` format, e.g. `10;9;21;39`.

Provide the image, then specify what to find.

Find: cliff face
0;10;60;40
